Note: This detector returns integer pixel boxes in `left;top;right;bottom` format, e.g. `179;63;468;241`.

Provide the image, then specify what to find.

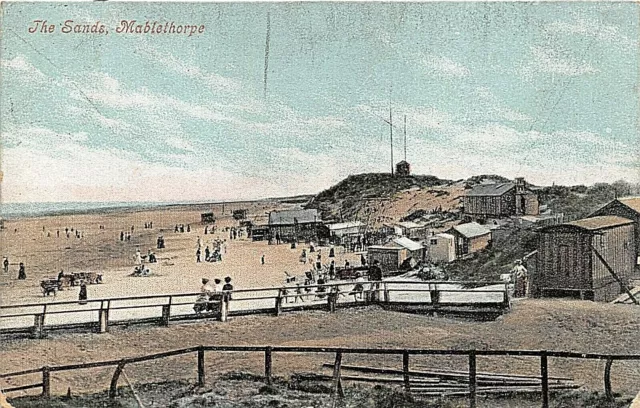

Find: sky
1;2;638;203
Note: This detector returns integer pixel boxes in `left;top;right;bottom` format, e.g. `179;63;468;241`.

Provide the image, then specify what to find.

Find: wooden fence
0;280;510;338
1;345;637;408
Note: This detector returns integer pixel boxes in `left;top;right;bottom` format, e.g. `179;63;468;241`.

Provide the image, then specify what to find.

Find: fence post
161;296;172;326
275;290;283;316
604;358;613;401
430;285;441;317
402;350;410;393
99;301;110;333
265;346;273;385
198;347;205;387
468;350;477;408
109;361;126;399
540;351;549;408
33;313;45;339
503;283;510;309
333;350;344;399
42;366;50;398
383;282;390;303
328;287;337;313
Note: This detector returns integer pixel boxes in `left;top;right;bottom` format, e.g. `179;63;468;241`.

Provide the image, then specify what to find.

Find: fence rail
0;345;636;408
0;280;511;337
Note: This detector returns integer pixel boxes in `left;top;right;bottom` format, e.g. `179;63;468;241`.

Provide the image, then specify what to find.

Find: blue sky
1;2;638;203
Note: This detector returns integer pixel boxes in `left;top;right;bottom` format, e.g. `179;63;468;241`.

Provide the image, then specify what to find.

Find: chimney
515;177;525;194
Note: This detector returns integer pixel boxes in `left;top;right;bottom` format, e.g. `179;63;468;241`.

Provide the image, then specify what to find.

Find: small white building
381;221;429;240
327;221;365;238
427;233;456;263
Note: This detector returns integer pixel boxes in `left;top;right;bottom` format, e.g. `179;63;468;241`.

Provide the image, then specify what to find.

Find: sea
0;201;188;219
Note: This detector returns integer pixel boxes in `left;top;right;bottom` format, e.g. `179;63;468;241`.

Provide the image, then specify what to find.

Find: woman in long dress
78;282;88;305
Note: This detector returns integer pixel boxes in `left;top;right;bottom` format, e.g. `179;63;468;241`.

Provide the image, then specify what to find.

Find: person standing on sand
17;263;26;280
3;257;8;274
196;248;201;263
261;254;265;265
134;249;142;265
78;281;88;305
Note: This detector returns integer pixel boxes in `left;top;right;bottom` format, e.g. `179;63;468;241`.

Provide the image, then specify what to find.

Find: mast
390;105;394;176
403;115;407;162
263;12;271;100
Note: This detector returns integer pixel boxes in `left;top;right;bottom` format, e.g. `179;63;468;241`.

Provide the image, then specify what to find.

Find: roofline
538;220;634;233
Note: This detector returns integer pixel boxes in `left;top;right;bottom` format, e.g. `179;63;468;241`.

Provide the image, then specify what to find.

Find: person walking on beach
17;263;26;280
134;249;142;265
261;254;265;265
3;257;8;274
196;248;201;263
78;281;88;305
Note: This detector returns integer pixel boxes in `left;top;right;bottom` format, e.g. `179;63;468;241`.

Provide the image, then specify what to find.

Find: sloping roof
328;221;364;230
395;221;426;229
434;233;455;240
465;183;515;197
618;197;640;214
268;209;320;225
452;222;491;238
564;215;633;231
392;237;424;251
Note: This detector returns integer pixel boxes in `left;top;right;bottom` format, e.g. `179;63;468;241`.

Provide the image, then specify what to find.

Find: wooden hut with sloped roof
534;215;635;302
589;196;640;264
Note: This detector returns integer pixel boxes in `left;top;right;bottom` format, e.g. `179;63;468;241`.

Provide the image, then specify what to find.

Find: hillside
305;173;452;222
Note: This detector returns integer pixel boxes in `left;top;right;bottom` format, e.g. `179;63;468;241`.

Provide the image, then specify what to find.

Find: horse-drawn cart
40;279;60;296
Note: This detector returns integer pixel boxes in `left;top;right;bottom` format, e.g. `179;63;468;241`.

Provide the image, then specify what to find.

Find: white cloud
166;136;195;152
422;55;470;78
547;18;636;53
1;55;46;82
526;46;598;77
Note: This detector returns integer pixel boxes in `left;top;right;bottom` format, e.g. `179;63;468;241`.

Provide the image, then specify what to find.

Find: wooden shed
367;237;424;274
448;222;492;258
463;178;539;219
534;216;635;302
268;209;324;242
589;196;640;264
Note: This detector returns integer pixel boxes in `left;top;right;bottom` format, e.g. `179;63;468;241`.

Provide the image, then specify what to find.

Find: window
430;239;438;245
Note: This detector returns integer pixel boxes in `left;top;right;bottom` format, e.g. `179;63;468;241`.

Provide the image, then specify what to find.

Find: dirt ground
1;204;640;405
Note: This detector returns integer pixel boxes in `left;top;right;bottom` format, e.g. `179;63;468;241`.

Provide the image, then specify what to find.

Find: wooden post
332;350;344;399
264;346;273;385
541;351;549;408
161;297;172;326
99;301;110;333
42;366;50;398
109;361;126;399
383;282;390;303
33;313;45;339
275;290;283;316
198;348;205;387
604;358;613;401
430;285;440;317
468;350;477;408
221;293;229;322
503;283;510;309
328;288;337;313
402;350;410;393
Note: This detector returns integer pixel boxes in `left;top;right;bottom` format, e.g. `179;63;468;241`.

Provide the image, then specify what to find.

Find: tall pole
390;105;394;176
403;115;407;162
263;12;271;100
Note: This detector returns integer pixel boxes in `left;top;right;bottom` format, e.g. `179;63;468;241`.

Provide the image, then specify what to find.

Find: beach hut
367;237;424;274
534;216;635;301
268;209;324;242
448;222;492;258
589;196;640;264
463;178;539;220
427;233;456;263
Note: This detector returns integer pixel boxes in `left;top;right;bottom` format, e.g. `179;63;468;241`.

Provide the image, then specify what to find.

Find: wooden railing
1;345;637;408
0;280;510;337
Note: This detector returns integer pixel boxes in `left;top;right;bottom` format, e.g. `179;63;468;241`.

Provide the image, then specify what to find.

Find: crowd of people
194;276;235;314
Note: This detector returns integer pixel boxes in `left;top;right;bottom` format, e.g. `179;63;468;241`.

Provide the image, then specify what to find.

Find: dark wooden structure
232;209;248;220
395;160;410;176
534;216;635;301
589;196;640;263
447;222;492;258
200;212;215;223
463;178;539;219
268;209;324;242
